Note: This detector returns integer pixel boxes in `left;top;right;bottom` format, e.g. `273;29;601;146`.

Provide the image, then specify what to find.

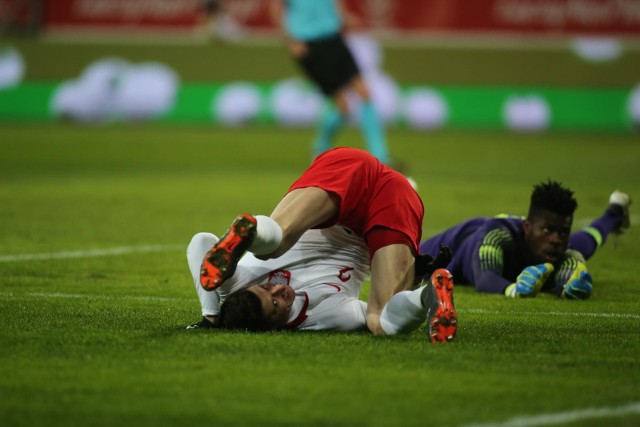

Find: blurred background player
269;0;390;165
420;181;631;300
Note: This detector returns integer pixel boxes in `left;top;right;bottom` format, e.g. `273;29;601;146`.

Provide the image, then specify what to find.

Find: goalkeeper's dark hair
528;180;578;219
219;290;268;332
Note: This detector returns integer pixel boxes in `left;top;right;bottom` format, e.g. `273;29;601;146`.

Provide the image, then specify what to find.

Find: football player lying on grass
187;226;452;340
419;181;631;300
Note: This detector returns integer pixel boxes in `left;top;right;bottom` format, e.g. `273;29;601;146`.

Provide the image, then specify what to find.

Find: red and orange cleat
200;213;257;291
421;268;458;343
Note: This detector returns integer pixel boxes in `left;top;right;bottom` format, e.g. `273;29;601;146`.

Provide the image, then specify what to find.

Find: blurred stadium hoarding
1;78;635;132
1;0;639;131
4;0;638;37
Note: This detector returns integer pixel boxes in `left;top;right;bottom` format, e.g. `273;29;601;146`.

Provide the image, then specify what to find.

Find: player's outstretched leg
421;268;457;343
200;213;257;291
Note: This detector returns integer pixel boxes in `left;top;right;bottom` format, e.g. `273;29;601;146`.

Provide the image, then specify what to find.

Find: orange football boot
422;268;458;343
200;213;257;291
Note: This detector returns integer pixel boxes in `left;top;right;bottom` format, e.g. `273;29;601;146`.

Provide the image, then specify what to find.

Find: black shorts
295;34;360;97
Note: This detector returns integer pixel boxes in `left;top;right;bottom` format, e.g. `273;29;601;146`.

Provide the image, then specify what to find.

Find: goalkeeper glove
505;263;554;298
562;263;592;300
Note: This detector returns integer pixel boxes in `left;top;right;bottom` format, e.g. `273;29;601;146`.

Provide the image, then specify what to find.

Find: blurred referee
270;0;391;166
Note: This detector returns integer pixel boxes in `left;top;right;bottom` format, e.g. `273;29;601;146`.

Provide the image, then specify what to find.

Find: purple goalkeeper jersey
420;204;622;295
420;216;528;294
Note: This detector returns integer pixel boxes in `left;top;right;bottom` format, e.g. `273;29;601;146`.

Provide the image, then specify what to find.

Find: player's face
247;283;295;328
523;210;572;265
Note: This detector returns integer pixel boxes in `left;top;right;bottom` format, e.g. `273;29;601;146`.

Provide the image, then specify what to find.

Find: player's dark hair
528;180;578;219
219;290;268;332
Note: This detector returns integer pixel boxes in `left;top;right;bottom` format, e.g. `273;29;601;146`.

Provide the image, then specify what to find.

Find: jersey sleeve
298;293;368;331
469;224;514;294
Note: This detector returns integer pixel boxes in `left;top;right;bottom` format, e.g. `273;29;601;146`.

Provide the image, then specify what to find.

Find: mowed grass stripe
1;291;638;320
2;207;633;263
463;308;640;320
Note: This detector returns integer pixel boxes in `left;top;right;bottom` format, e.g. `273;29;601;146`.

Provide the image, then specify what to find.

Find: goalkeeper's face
523;210;572;265
247;283;296;328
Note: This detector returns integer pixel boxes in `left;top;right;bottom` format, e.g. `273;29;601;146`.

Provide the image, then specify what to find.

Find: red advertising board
40;0;640;35
0;0;41;30
343;0;640;35
431;0;638;34
43;0;199;30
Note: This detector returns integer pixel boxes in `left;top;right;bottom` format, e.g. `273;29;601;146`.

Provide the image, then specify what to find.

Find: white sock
379;288;425;335
249;215;283;256
186;232;221;316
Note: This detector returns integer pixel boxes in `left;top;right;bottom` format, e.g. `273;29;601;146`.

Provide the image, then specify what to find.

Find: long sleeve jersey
419;216;587;295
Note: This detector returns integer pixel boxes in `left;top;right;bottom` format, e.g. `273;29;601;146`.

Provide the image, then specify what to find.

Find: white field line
0;291;191;303
0;244;184;263
459;401;640;427
2;212;634;264
460;308;640;320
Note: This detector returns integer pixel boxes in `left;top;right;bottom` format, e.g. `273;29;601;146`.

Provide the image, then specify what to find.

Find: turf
1;124;639;427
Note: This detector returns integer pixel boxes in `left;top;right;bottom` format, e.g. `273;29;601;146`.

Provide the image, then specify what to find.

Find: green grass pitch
1;124;639;426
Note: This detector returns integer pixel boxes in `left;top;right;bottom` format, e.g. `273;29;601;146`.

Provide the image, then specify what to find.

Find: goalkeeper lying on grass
419;181;631;300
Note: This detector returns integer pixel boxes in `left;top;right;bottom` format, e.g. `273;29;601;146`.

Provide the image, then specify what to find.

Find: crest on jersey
338;267;353;282
268;269;291;285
